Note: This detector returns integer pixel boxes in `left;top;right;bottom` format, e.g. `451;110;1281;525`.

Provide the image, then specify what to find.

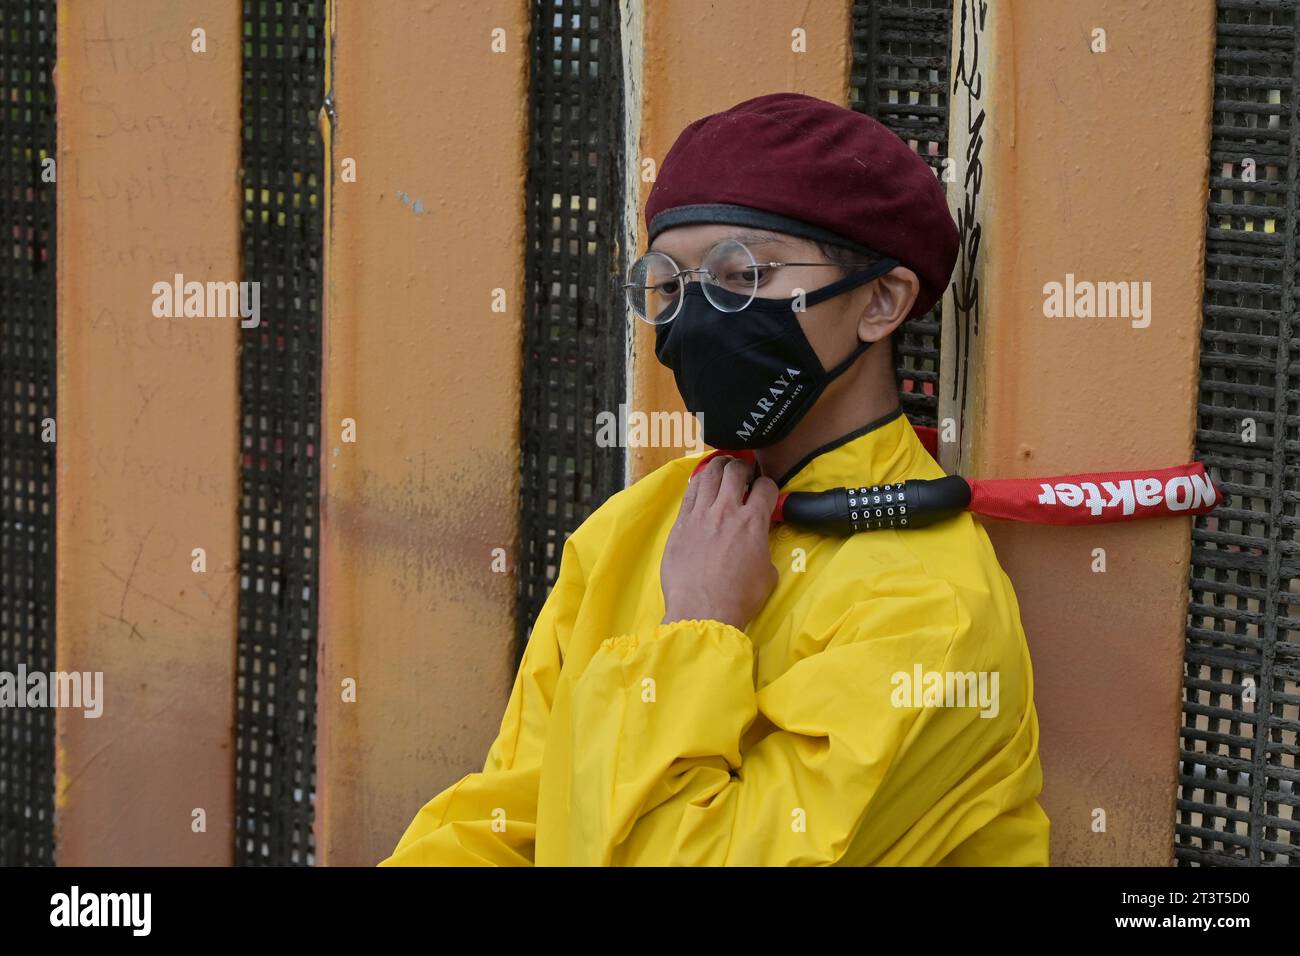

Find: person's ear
857;266;920;342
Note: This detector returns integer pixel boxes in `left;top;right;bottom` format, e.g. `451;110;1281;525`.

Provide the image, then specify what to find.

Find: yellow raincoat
382;408;1050;865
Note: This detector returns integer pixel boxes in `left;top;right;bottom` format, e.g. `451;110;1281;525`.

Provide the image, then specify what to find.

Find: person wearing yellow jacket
381;92;1050;866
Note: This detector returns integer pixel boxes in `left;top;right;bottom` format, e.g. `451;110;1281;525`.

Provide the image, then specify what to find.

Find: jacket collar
771;405;928;492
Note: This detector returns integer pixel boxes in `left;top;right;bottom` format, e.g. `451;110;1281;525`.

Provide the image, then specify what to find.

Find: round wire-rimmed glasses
620;238;881;325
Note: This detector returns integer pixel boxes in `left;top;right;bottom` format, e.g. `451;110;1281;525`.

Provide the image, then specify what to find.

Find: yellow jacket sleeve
378;535;582;866
563;578;1035;866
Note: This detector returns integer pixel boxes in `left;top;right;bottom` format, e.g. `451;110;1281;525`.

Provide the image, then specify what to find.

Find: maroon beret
644;91;958;318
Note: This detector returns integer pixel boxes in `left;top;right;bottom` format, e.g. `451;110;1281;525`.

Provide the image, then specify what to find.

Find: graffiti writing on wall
951;0;987;448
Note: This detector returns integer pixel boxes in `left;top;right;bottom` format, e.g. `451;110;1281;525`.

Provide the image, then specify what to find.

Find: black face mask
654;258;899;450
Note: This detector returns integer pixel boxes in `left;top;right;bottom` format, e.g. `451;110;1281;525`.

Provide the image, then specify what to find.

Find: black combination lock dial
847;482;909;531
779;476;972;536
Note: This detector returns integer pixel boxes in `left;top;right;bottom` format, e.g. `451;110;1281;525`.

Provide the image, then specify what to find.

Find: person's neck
753;355;902;485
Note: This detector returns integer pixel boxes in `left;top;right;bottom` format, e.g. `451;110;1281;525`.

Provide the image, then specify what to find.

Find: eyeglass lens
626;239;764;324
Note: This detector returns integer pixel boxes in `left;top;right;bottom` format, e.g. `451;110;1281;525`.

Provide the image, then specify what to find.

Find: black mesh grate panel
850;0;952;428
236;0;326;866
1178;0;1300;866
516;0;627;659
0;0;56;868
